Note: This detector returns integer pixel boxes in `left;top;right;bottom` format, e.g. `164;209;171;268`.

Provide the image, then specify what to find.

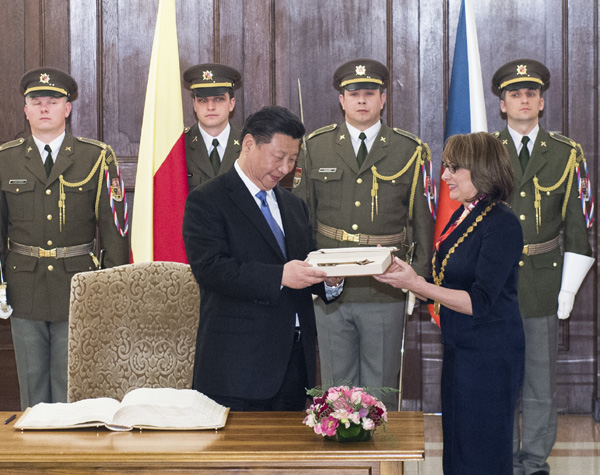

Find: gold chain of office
370;142;431;222
432;201;497;317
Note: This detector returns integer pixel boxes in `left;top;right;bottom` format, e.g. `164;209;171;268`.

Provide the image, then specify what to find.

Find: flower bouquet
303;386;388;442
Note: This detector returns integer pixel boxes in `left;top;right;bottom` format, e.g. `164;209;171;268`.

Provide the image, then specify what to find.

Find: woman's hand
373;257;419;290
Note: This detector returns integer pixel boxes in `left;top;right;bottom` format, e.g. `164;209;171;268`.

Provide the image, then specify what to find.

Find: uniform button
520;191;526;197
323;176;328;181
356;178;362;184
16;188;20;193
519;215;526;221
46;189;52;195
519;261;524;267
352;224;358;231
355;201;361;207
48;265;54;271
79;187;83;191
47;240;53;246
47;214;53;221
546;191;551;196
553;262;558;267
391;180;396;184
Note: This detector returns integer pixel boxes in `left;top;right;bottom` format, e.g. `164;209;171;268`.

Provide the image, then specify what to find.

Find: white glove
406;291;415;315
0;286;12;319
557;252;594;319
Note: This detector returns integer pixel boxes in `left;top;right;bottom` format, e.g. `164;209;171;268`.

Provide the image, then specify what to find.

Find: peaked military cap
334;59;389;91
492;59;550;92
20;67;78;99
183;63;242;97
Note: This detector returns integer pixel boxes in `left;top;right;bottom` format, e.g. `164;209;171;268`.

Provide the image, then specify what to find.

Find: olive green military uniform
0;133;129;407
184;123;242;191
497;126;592;475
295;121;434;409
492;58;594;475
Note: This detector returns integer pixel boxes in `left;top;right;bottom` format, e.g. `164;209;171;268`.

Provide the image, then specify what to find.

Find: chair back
67;261;200;402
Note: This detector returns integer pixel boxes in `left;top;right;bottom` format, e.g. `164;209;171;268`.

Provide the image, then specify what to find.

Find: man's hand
282;260;328;289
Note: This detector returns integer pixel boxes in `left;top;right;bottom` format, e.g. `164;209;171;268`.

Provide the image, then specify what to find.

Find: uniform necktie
209;138;220;174
256;190;287;258
357;132;367;167
44;144;54;177
519;136;530;172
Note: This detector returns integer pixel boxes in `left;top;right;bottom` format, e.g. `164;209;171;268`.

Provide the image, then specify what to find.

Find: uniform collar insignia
339;134;345;140
502;139;508;145
541;141;547;147
192;136;198;142
65;146;71;151
234;140;240;146
27;146;32;152
380;136;386;143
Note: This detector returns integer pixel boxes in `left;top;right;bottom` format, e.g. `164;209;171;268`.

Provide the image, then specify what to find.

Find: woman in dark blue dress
375;132;525;474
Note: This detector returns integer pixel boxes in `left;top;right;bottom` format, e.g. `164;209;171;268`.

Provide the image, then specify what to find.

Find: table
0;410;424;474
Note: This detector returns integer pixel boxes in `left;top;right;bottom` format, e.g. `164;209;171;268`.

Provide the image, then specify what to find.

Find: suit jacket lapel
189;123;215;178
219;126;241;175
522;128;550;184
334;123;360;174
362;123;390;171
23;136;47;183
225;169;286;261
48;133;76;183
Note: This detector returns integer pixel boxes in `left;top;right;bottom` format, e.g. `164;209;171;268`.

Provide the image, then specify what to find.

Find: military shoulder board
0;138;25;151
392;127;422;145
548;131;577;148
77;136;108;150
307;123;337;140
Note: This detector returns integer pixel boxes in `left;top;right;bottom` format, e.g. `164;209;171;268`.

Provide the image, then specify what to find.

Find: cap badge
39;73;51;84
355;65;366;76
516;64;528;76
202;70;213;81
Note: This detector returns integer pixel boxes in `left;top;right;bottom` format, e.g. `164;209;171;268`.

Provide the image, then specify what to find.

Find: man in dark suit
492;59;594;475
182;63;243;191
0;67;129;409
183;106;342;411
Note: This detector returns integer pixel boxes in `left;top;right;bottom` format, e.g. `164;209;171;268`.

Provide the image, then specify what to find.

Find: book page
113;388;229;429
15;398;120;429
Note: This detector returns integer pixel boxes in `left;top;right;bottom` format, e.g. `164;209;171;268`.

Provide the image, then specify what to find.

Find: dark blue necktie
256;190;287;258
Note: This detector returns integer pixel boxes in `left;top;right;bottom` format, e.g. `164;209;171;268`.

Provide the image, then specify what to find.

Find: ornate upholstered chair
67;261;200;402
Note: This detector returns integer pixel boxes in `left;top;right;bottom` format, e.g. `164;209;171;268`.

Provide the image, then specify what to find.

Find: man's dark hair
241;106;305;145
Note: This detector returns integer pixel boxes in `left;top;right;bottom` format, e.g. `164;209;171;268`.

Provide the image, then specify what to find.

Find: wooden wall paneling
70;0;100;139
40;0;70;70
276;0;389;135
219;0;249;129
556;0;597;413
179;0;216;128
0;1;27;142
239;0;273;118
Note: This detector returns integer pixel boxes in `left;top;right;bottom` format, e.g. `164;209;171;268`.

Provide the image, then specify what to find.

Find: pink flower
362;418;375;431
314;416;338;437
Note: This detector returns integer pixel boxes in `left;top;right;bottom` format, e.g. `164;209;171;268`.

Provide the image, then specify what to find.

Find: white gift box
305;246;397;277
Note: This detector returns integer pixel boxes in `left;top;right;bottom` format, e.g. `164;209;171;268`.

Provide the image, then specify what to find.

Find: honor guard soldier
183;63;243;191
0;67;130;410
492;59;594;475
294;59;436;410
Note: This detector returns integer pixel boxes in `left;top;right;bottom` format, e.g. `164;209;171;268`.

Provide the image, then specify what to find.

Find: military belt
8;238;95;259
522;236;560;256
317;221;406;246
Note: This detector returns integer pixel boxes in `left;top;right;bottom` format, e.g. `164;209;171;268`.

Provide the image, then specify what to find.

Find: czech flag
131;0;189;263
429;0;487;324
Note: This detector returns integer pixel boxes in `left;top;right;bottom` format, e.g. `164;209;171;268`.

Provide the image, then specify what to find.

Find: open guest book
14;387;230;431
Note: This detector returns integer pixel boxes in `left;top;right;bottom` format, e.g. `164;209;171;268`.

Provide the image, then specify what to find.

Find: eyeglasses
442;162;460;174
